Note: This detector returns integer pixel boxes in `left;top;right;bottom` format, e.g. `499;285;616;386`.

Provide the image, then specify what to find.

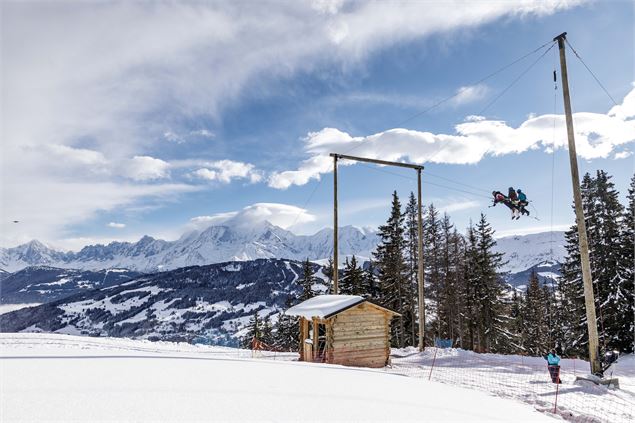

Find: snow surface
0;303;41;315
0;333;554;422
390;347;634;423
285;294;364;319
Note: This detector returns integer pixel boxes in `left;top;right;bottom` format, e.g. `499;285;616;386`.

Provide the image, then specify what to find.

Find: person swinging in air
492;190;520;219
516;189;530;217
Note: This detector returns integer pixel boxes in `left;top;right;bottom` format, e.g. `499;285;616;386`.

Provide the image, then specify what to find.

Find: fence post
553;366;561;414
428;347;439;381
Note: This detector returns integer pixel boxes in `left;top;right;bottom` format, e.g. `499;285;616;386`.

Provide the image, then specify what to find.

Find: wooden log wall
328;303;392;368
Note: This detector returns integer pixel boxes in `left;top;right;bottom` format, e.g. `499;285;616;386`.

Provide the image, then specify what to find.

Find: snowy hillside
0;266;141;304
0;222;377;273
0;333;557;422
493;231;566;274
0;259;327;345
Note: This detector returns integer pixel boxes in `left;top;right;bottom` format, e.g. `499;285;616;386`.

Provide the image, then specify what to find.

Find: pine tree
510;289;525;353
404;192;421;346
298;258;317;301
449;228;467;348
242;312;261;349
425;203;443;340
557;225;588;357
340;255;365;295
621;175;635;353
438;213;454;340
523;272;548;355
324;257;335;294
362;259;381;301
472;213;510;353
272;296;300;351
374;191;409;347
261;315;274;347
463;223;481;351
558;171;634;355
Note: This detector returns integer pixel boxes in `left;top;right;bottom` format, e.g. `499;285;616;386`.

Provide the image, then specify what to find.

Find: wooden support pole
554;32;602;375
333;155;339;295
312;318;318;361
417;168;426;351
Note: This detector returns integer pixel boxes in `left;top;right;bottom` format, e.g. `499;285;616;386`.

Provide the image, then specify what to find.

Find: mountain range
0;221;565;275
0;222;377;273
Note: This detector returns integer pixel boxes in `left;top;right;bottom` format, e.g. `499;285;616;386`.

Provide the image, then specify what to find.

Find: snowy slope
0;333;555;422
0;266;141;304
493;231;566;274
0;259;327;345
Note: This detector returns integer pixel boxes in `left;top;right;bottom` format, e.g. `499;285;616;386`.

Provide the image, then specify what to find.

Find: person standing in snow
544;349;562;384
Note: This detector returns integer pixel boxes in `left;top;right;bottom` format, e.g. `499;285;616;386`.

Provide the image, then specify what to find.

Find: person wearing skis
545;349;562;383
516;188;530;217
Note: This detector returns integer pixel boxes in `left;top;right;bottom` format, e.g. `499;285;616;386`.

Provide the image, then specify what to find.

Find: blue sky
1;0;633;250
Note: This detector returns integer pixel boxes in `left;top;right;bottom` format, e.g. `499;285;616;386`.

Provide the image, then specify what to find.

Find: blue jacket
546;353;560;366
518;192;527;202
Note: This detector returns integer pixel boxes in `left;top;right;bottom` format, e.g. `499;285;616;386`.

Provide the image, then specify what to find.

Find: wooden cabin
286;295;400;368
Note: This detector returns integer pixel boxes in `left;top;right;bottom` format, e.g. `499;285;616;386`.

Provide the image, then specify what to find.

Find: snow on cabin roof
285;295;365;319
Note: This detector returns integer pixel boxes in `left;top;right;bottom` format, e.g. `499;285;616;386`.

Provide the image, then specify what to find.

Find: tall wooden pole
417;169;426;351
554;32;602;375
333;155;339;295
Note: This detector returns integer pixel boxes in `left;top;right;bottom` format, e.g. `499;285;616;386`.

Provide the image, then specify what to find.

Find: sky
1;0;634;251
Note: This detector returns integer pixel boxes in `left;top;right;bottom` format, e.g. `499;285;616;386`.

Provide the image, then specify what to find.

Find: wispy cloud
107;222;126;229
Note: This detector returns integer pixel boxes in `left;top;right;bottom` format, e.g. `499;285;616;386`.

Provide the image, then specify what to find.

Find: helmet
517;189;522;193
508;187;514;191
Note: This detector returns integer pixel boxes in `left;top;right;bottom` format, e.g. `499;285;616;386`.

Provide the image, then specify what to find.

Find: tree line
244;171;634;358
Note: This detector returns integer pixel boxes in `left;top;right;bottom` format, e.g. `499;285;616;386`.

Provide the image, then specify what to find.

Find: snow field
1;333;553;422
389;347;634;423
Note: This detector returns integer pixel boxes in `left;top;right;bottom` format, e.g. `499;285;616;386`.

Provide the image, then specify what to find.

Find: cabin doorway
315;323;327;362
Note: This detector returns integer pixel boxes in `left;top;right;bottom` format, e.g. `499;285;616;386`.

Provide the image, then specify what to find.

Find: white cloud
190;160;262;184
0;182;199;248
107;222;126;229
269;86;635;189
188;203;316;231
164;131;185;144
451;84;489;106
614;150;633;160
190;129;215;138
124;156;170;181
438;200;481;214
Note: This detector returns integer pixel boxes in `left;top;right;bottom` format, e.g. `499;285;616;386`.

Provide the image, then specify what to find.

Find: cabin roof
286;295;399;319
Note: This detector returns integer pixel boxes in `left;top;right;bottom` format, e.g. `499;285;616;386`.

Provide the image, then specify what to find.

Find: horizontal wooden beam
330;153;424;171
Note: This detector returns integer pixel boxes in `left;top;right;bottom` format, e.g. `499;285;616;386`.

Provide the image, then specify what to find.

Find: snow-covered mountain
0;222;377;273
1;223;566;279
0;266;142;304
0;259;328;345
493;231;566;274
